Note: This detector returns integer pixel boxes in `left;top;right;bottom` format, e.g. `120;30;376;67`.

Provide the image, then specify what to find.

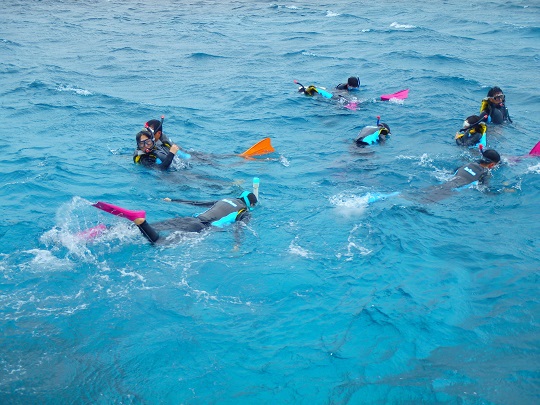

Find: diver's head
487;86;503;98
145;119;163;140
304;85;317;96
136;129;155;153
479;148;501;168
462;115;484;132
239;191;258;210
378;122;391;136
347;76;360;89
487;87;505;105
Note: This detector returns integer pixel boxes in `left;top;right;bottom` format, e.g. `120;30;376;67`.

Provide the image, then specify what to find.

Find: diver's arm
479;99;491;120
505;106;512;123
157;145;180;170
232;214;251;250
157;152;175;170
163;198;217;207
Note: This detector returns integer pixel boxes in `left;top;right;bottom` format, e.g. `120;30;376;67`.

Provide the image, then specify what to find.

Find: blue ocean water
1;0;539;403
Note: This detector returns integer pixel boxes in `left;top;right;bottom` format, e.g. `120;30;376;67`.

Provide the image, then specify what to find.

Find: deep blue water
1;1;539;403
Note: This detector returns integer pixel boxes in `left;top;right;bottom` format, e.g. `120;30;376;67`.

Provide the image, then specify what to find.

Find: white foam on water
56;84;92;96
329;193;370;217
390;22;416;29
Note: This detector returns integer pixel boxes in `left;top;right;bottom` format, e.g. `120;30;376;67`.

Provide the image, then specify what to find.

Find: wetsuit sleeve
456;131;482;147
235;209;251;223
505;106;512;123
480;100;490;120
232;210;252;249
137;220;160;243
478;171;491;185
157;151;176;170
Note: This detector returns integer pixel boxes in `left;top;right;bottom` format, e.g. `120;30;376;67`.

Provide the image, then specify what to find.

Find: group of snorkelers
438;86;512;192
431;86;512;193
455;86;512;148
91;80;518;246
299;78;509;194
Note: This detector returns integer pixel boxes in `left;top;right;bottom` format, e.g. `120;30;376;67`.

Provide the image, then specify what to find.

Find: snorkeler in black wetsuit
355;123;391;147
480;86;512;125
420;148;501;203
133;128;180;170
455;115;488;148
133;117;192;170
93;191;258;245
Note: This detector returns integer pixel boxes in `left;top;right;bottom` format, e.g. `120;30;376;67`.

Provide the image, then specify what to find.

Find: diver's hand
170;145;180;154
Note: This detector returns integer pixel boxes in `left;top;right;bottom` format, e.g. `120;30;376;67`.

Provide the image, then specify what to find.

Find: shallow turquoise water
1;1;539;403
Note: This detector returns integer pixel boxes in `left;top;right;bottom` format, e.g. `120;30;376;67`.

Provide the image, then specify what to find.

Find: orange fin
239;138;275;157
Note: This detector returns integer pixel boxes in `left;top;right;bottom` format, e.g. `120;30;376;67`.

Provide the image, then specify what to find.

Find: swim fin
529;141;540;156
76;224;107;240
93;201;146;221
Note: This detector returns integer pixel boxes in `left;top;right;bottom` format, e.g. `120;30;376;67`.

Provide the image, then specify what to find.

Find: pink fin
529;141;540;156
381;89;409;101
93;201;146;221
76;224;107;240
344;102;358;111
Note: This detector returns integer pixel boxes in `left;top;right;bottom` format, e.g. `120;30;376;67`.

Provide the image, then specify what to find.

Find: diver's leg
135;219;160;243
152;217;207;233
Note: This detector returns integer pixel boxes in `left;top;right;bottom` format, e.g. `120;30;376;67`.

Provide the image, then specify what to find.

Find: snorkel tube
294;80;306;92
253;177;260;200
459;114;488;133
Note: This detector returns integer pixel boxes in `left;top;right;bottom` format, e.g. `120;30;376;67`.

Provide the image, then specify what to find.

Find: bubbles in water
527;162;540;174
288;237;313;258
329;192;370;217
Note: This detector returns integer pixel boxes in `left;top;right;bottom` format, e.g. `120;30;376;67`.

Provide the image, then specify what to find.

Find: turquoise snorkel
252;177;259;200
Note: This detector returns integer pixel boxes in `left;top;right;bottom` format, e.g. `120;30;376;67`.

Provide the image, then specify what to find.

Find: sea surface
1;1;539;404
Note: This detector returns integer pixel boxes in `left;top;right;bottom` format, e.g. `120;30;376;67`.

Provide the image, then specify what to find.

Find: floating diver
354;116;392;147
89;178;261;245
133;116;275;170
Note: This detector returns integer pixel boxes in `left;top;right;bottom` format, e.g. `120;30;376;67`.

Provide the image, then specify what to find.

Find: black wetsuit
137;197;251;244
480;100;511;124
455;126;486;147
335;83;349;90
421;162;490;203
446;162;490;189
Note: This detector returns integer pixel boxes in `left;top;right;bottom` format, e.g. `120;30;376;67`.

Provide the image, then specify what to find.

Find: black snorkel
459;114;488;133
